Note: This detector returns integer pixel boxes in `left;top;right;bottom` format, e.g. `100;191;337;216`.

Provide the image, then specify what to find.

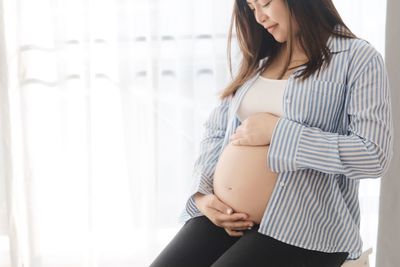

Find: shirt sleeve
183;94;232;217
267;53;394;180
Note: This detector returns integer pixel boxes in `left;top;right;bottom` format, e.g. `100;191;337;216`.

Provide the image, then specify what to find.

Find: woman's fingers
207;195;235;215
232;225;252;231
224;220;254;230
209;210;254;228
210;209;249;226
224;222;255;237
204;194;254;237
225;228;244;237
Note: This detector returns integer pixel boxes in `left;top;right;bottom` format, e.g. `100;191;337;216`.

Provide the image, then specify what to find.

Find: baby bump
212;143;278;224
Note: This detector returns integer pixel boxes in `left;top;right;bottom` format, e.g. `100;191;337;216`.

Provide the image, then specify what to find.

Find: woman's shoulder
330;34;381;57
332;36;387;83
342;36;383;62
329;35;385;77
330;24;382;58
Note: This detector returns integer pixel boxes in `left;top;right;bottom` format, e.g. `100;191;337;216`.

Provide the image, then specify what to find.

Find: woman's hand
194;192;255;237
229;112;280;146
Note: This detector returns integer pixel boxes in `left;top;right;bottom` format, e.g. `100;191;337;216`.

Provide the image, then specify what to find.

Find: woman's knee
149;216;239;267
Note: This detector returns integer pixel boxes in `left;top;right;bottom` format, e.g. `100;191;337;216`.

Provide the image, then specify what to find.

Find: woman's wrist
194;192;205;201
193;192;205;207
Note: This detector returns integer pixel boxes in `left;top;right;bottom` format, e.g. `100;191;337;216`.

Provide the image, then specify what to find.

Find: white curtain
0;0;387;266
0;0;237;266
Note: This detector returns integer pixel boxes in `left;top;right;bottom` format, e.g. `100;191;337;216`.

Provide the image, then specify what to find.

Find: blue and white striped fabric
178;32;393;260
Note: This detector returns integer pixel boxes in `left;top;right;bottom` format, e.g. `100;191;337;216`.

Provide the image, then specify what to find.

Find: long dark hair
218;0;356;100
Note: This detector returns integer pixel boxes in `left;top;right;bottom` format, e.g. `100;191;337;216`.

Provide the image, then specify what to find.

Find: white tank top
236;75;288;122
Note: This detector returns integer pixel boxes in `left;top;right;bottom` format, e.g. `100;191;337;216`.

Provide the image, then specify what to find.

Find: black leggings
149;215;349;267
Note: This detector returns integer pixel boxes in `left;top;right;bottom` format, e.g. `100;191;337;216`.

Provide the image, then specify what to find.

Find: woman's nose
254;9;268;24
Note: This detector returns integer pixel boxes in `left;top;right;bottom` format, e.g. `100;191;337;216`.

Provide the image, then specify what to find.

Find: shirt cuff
267;117;304;173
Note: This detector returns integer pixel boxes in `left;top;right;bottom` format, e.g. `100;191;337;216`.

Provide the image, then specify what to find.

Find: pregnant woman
150;0;393;266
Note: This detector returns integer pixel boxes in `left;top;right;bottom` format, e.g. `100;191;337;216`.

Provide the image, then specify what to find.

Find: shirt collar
326;24;352;53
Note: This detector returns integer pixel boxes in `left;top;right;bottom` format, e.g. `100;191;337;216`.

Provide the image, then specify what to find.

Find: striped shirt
178;32;394;260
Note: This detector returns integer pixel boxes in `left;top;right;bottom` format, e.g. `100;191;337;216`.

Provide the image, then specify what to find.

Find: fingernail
227;208;232;214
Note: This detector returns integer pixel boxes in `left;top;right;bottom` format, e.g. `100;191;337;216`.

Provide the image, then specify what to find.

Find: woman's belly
213;142;278;224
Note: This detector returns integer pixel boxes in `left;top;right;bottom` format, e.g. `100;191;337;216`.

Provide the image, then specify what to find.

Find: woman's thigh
211;224;349;267
149;215;241;267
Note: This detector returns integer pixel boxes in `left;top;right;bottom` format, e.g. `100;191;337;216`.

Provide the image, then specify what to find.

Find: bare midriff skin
213;143;277;224
212;52;308;225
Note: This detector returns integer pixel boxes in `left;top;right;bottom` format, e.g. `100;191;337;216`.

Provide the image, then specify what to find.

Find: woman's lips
266;24;277;32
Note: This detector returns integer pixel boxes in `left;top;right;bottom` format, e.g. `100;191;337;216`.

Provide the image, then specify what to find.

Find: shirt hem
256;229;362;260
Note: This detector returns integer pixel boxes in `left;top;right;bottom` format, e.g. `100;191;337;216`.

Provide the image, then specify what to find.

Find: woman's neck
278;40;308;64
